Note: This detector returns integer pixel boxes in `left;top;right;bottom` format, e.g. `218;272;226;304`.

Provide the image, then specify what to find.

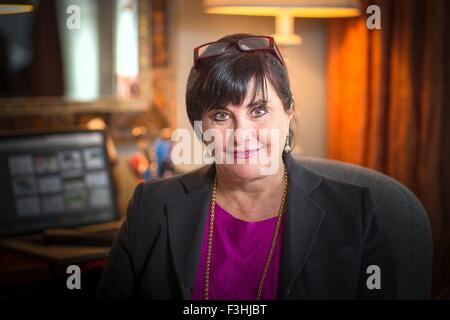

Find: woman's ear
288;110;294;121
287;98;295;121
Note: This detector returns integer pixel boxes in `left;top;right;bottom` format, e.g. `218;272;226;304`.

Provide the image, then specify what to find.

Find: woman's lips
230;146;263;159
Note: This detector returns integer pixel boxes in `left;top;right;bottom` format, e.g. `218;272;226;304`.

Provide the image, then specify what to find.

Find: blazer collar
166;153;325;299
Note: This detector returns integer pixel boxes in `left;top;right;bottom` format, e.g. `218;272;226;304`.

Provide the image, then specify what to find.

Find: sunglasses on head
193;35;285;69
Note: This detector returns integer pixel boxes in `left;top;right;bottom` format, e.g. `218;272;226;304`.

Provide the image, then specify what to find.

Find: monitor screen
0;130;118;236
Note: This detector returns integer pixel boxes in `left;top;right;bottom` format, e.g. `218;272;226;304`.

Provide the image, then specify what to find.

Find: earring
284;133;292;153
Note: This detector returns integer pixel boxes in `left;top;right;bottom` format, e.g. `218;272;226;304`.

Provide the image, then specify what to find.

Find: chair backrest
295;156;433;299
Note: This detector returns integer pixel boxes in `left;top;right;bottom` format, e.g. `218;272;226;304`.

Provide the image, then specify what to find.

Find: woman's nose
233;114;254;132
232;124;257;146
226;112;258;145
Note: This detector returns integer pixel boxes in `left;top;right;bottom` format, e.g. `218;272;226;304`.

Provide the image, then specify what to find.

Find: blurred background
0;0;448;299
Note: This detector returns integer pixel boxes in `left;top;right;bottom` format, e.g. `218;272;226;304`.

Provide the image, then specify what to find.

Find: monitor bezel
0;129;120;237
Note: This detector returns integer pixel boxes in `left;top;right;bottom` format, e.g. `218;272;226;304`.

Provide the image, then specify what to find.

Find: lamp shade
204;0;361;18
0;0;33;14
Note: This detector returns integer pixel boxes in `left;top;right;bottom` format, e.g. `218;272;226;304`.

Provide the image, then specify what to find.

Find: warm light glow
205;6;360;17
203;0;362;47
204;0;362;18
0;4;33;14
273;15;302;46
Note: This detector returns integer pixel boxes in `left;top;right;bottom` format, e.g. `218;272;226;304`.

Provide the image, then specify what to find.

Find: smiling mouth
228;146;264;159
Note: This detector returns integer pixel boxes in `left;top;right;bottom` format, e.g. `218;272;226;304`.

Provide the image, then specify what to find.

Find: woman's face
202;77;293;180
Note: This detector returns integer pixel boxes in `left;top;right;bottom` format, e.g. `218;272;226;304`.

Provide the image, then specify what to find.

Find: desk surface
0;247;108;299
0;220;121;298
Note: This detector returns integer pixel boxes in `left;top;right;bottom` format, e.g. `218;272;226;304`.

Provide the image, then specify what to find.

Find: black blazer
96;153;397;299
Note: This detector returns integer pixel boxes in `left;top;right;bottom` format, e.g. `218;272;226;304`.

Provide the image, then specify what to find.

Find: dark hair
186;33;296;150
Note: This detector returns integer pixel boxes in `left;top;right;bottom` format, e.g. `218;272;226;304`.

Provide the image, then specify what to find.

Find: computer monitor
0;130;119;236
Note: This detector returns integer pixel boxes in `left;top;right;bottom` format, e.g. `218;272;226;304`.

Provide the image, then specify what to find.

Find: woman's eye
252;106;267;117
213;111;229;121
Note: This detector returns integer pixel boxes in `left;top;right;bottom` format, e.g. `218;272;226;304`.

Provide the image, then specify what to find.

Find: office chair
295;156;433;299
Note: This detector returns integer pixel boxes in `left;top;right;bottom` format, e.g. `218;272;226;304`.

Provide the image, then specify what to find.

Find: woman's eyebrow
209;99;268;112
247;99;268;107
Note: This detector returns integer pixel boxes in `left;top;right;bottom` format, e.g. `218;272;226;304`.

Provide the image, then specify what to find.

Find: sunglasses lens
238;37;270;50
198;42;229;58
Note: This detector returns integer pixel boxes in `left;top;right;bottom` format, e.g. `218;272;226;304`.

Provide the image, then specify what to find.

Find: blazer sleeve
357;187;398;299
95;182;143;299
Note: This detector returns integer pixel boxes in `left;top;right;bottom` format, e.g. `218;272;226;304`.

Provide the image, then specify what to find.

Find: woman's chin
219;163;270;180
214;148;282;178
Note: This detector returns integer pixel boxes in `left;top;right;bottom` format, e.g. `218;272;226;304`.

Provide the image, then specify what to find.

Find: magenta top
191;201;284;300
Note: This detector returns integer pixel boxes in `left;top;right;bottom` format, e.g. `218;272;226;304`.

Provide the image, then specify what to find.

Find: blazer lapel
277;154;326;299
166;164;216;299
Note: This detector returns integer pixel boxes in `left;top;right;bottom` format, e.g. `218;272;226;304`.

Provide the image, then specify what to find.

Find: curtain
327;0;450;297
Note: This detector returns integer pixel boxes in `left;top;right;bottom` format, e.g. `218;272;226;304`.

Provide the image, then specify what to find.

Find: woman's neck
214;161;286;222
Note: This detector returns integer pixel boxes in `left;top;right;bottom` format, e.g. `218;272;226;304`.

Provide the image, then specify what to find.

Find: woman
96;34;397;300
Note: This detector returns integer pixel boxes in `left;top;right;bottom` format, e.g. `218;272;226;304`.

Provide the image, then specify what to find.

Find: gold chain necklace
204;165;288;300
